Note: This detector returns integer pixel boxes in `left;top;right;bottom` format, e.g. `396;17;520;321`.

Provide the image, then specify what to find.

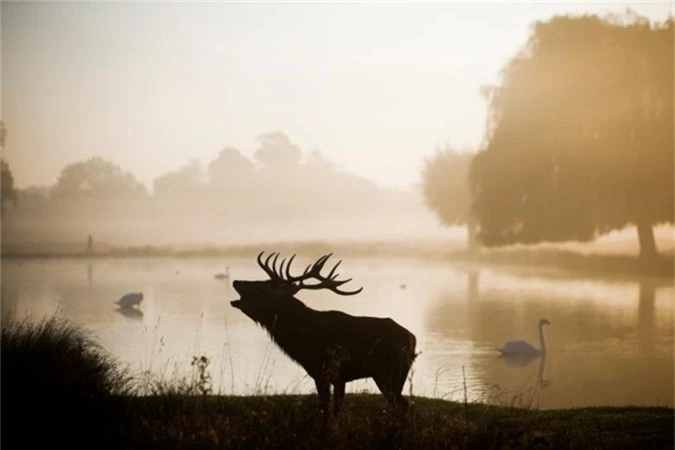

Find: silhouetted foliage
208;146;255;187
3;130;433;246
1;159;18;215
422;145;476;249
255;131;302;170
15;185;50;204
153;159;205;197
304;148;336;171
1;121;17;215
1;316;131;448
471;13;673;258
52;156;147;200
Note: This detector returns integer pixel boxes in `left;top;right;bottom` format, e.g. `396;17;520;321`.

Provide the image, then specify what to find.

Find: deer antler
257;251;307;281
290;253;363;296
257;252;363;296
257;251;282;281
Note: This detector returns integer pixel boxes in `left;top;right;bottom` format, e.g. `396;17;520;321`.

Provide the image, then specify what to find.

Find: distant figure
87;234;94;255
399;284;407;289
214;266;230;281
115;292;143;308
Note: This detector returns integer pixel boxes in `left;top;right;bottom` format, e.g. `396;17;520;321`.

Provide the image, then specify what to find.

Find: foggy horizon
2;1;672;191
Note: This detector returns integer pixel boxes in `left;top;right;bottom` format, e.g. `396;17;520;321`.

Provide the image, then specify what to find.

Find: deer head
230;252;363;319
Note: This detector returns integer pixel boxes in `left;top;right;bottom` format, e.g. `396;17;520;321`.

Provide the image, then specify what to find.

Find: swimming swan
498;318;551;357
115;292;143;308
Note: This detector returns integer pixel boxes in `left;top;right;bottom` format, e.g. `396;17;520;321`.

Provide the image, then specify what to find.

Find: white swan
115;292;143;308
498;318;551;357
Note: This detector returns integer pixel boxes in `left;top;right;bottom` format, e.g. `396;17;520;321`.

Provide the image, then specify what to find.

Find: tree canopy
254;131;302;171
153;159;204;198
208;146;255;188
1;159;17;215
422;145;476;250
52;157;147;200
1;121;17;215
422;146;473;227
470;13;673;257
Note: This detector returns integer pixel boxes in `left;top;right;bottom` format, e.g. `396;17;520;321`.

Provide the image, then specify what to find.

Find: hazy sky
2;1;672;190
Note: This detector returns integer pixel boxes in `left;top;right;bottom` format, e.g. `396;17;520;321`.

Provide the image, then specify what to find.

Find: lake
2;256;672;409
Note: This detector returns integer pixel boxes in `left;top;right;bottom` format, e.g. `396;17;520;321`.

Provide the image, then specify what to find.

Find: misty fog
1;136;451;249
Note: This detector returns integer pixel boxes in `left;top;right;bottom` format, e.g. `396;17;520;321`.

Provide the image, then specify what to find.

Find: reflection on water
87;263;93;287
638;280;656;354
116;306;144;321
501;352;541;368
1;258;672;409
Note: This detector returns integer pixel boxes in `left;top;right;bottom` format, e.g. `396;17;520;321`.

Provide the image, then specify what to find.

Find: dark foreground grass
114;394;673;450
1;316;133;449
2;317;673;450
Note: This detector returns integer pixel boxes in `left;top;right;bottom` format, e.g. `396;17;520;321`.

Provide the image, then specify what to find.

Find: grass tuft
1;315;132;448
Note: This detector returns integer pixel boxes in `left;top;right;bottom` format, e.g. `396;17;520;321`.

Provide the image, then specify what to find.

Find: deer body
230;253;417;421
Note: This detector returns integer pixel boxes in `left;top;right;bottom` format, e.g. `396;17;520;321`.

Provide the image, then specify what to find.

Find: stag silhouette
230;252;417;426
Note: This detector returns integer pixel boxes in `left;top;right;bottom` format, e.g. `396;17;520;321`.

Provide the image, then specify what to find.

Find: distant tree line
2;125;440;246
9;130;379;205
423;12;673;260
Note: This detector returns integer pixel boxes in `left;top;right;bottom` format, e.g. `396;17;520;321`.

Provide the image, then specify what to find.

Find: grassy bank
114;394;674;449
2;316;673;449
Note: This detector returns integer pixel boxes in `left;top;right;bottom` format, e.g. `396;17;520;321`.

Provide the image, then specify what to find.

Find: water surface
2;257;672;409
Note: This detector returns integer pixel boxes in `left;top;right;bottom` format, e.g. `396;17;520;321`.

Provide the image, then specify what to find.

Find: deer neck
258;297;309;333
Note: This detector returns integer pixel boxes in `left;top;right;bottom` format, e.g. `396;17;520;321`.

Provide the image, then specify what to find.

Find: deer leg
315;377;330;430
373;377;395;404
393;393;409;411
392;363;412;410
375;374;409;411
333;380;346;416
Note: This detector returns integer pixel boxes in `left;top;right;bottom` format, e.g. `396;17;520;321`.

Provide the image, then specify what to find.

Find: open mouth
230;300;241;308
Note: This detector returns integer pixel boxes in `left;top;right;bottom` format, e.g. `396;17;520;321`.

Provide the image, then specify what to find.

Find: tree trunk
637;220;658;261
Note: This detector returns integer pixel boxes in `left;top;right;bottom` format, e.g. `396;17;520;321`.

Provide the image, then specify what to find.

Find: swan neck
538;323;547;353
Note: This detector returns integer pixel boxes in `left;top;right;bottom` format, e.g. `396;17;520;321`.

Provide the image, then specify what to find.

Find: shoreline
2;241;673;282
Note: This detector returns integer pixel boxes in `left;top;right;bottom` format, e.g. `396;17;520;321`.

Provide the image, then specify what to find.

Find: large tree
422;146;476;250
52;157;147;200
471;13;673;259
